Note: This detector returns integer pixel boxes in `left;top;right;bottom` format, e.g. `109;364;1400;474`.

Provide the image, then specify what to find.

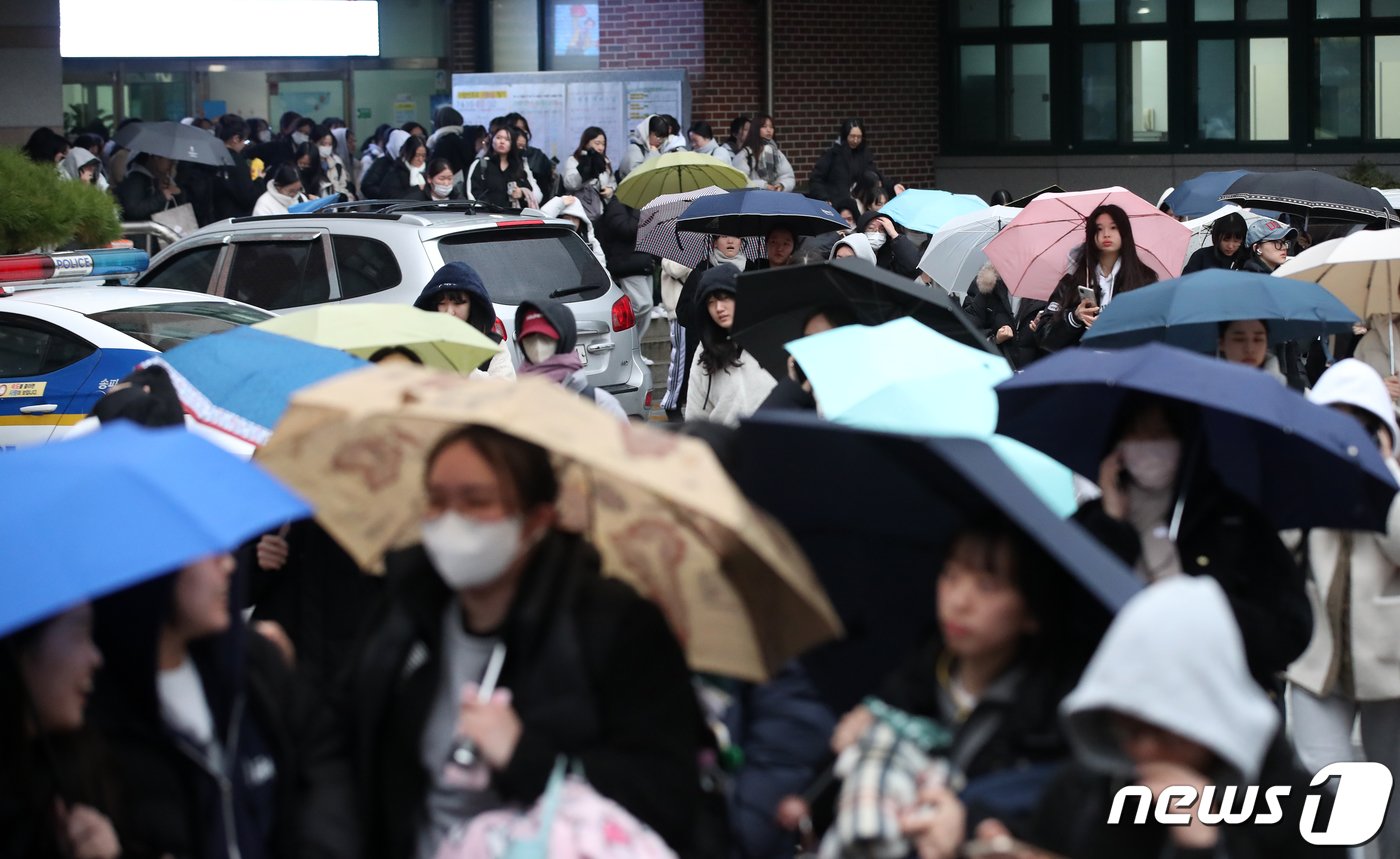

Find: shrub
0;148;122;254
1341;157;1399;190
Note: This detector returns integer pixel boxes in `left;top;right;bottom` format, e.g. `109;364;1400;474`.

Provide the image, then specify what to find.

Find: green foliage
0;148;122;254
1341;157;1399;190
64;103;114;137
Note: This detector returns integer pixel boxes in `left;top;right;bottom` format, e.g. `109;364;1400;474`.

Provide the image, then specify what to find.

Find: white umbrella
916;205;1021;298
1181;204;1269;258
1275;230;1400;372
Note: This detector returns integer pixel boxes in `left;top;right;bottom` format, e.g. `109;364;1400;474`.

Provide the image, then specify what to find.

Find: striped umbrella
636;187;764;269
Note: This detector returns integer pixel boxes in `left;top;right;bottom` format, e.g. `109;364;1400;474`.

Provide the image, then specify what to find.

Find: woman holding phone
1037;205;1159;354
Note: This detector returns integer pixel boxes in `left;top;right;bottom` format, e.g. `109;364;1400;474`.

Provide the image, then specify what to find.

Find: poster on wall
625;81;682;124
454;86;514;132
509;83;569;161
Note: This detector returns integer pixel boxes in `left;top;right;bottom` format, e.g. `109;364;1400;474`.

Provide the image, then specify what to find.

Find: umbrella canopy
916;204;1022;296
872;189;989;236
253;303;501;374
1274;229;1400;320
729;258;994;380
1163;171;1254;219
143;326;368;447
984;186;1193;301
0;422;309;637
614;151;748;209
1182;205;1269;257
1007;185;1066;208
786;318;1077;515
995;342;1398;531
255;366;841;682
733;413;1142;711
675;188;848;237
1219;171;1394;224
1081;269;1360;353
115;120;235;167
635;187;764;268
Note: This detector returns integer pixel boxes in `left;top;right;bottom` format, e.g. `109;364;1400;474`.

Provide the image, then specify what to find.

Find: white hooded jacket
540;195;608;270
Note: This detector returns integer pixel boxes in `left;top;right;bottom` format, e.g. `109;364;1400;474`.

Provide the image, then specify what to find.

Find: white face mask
865;232;888;252
521;333;558;365
271;187;300;206
318;144;333;159
291;131;309;145
432;182;454;198
258;129;272;143
420;511;525;590
1119;439;1182;491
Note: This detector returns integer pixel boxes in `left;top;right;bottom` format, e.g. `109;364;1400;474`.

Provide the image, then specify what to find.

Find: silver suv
134;200;652;414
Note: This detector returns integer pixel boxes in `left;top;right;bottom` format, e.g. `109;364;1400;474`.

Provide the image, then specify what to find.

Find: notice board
451;70;690;171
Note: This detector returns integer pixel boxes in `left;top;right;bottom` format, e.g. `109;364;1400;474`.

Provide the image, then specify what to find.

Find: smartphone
1076;285;1097;306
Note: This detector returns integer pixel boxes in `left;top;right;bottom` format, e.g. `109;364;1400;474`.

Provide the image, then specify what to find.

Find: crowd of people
10;105;1400;859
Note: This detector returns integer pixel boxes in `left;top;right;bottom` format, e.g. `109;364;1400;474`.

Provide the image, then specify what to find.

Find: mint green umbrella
785;318;1077;516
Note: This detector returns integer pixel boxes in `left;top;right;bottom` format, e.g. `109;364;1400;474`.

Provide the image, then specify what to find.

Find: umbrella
614;151;748;209
729;258;994;380
1007;185;1066;208
1219;171;1394;224
1182;205;1269;257
733;412;1142;712
995;342;1398;531
785;318;1077;516
1275;230;1400;372
675;188;848;237
635;187;764;269
1081;269;1359;353
252;304;501;374
1163;171;1254;219
916;204;1021;296
984;186;1193;301
114;120;235;167
143;326;367;447
0;422;309;637
873;189;988;236
255;366;842;682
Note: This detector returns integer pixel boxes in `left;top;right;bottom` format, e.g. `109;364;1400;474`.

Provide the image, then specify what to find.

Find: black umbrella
115;121;235;167
1008;185;1066;208
675;188;851;237
731;258;994;379
1218;170;1394;224
733;413;1142;713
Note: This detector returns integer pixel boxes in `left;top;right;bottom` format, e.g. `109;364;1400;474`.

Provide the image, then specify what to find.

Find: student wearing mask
733;115;795;192
685;264;776;426
514;299;627;419
252;163;307;216
1182;212;1248;273
858;211;922;277
465;127;541;210
415;158;464;202
310;126;354;199
829;232;877;265
414;262;515;380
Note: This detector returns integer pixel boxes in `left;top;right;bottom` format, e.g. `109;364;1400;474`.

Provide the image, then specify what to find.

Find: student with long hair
465;126;541;210
561;126;615;222
731;114;795;192
684;265;776;425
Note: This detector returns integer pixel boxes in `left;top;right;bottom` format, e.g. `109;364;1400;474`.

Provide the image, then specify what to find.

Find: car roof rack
315;198;512;217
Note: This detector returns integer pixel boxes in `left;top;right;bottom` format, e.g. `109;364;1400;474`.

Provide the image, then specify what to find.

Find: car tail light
645;390;653;409
492;318;508;342
496;219;545;227
611;295;635;332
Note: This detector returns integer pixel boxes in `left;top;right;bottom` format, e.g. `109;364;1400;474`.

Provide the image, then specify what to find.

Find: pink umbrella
983;186;1192;301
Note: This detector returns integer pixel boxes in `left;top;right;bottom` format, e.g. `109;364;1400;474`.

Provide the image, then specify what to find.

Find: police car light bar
0;249;150;289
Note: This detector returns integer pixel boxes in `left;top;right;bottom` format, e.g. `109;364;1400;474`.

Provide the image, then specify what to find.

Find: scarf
518;352;583;384
708;248;747;271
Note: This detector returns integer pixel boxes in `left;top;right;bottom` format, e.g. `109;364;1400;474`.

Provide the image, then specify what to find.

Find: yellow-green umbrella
615;151;749;209
253;303;501;374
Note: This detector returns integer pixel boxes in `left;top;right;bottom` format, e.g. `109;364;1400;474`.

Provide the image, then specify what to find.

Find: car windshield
88;302;272;351
435;228;610;306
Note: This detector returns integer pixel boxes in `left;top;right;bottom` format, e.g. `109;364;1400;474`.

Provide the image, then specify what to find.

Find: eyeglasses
1264;240;1290;250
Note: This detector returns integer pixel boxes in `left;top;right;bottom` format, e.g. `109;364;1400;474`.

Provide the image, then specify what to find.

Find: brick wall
449;0;478;73
598;0;707;74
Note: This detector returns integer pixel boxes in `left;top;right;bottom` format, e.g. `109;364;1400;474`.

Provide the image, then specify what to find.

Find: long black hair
741;114;775;164
698;288;743;374
840;117;865;151
573;126;606;159
1052;204;1158;308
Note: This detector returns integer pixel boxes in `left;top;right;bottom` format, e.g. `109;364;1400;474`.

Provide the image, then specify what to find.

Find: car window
0;314;96;378
225;240;331;310
88;302;272;351
332;235;402;299
435;229;609;306
140;245;222;293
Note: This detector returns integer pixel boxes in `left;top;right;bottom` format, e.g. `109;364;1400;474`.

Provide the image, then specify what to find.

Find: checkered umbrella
635;187;764;268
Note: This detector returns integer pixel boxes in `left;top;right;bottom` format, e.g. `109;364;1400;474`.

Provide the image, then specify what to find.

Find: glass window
139;246;222;294
1246;0;1287;18
1378;0;1400;16
226;240;332;310
331;235;403;299
1248;37;1291;140
1195;0;1234;20
1132;41;1170;142
958;0;999;27
1315;37;1362;139
490;0;541;71
0;317;95;378
1198;40;1238;139
123;72;189;124
1130;2;1167;23
1010;0;1052;26
1317;0;1360;17
1079;0;1115;24
958;45;999;141
89;303;271;351
1010;44;1052;140
436;229;609;306
1378;36;1400;138
1083;43;1118;140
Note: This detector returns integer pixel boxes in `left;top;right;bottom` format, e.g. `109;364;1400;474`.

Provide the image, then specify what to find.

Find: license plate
576;346;588;367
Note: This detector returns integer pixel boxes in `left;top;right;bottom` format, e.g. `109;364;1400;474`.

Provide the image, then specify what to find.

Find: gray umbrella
115;121;235;167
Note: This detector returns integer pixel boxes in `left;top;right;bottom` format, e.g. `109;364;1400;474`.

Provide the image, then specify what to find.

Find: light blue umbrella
876;189;989;235
785;318;1077;515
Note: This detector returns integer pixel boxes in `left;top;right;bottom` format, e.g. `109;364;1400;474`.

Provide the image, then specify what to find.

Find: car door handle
18;404;58;414
586;343;616;353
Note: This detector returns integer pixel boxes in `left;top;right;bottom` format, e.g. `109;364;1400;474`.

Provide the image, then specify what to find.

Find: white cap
1309;358;1400;446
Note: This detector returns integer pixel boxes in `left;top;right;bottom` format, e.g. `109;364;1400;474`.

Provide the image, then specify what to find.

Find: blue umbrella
874;189;988;235
1081;269;1360;353
996;342;1398;531
145;326;367;446
1163;170;1254;219
0;422;309;637
674;188;848;237
734;412;1142;712
289;193;345;214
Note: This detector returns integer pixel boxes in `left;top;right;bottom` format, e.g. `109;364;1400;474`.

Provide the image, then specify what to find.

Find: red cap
518;310;560;341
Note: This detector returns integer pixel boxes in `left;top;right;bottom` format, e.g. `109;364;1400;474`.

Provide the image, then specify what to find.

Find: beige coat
1355;320;1400;403
1287;462;1400;700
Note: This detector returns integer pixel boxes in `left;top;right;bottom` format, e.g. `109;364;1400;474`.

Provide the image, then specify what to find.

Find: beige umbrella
1275;230;1400;371
255;364;841;682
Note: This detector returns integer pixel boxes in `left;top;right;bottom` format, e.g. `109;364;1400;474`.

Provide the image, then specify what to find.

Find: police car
0;249;271;450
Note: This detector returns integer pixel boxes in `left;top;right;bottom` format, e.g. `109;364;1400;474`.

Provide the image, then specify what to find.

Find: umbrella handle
1168;434;1202;545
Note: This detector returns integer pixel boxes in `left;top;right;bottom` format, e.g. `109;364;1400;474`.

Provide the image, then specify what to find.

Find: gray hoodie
1061;576;1279;784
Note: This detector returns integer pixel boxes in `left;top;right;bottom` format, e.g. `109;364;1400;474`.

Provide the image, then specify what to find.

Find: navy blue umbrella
1219;170;1394;224
996;342;1398;531
1163;170;1253;219
675;188;849;237
734;412;1142;712
1081;269;1359;353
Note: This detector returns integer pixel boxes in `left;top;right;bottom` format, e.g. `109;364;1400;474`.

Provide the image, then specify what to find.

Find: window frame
0;313;98;380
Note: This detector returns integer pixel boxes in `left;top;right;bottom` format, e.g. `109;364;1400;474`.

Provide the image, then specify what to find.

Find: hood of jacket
550;195;595;240
60;147;100;181
331;127;352;167
385;128;411;160
1310;357;1400;445
630;115;655;149
1060;576;1278;783
414;262;497;337
829;232;878;265
694;264;740;348
515;297;578;353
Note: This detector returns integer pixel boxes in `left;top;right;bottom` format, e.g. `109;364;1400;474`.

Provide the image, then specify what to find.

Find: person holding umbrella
1182;211;1248;274
414;262;515;380
686;264;776;425
116;152;184;221
1218;320;1288;384
1037;205;1159;353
